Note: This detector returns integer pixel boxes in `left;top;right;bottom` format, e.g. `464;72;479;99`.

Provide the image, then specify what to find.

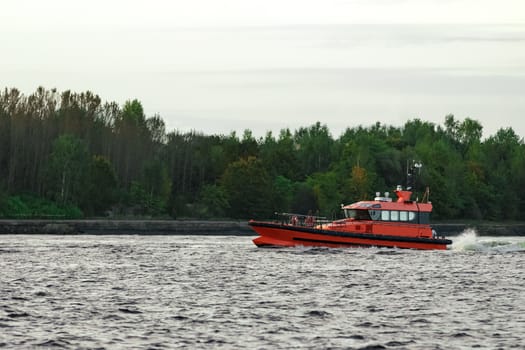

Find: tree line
1;87;524;221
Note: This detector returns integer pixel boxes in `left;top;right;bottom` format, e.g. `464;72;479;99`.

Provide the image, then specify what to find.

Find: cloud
1;2;524;139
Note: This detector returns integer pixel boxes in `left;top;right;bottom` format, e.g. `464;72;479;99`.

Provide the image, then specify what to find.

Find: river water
1;231;524;349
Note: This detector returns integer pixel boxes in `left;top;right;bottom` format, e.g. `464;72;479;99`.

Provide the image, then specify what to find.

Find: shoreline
1;219;525;236
0;219;254;236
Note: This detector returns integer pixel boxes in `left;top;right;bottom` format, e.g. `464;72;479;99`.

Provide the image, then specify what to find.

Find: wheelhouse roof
343;200;432;213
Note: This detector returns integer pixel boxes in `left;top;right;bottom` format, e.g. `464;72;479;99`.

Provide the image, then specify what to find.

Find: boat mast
406;160;422;198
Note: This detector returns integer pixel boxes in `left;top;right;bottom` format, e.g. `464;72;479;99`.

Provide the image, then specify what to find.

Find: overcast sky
2;0;525;138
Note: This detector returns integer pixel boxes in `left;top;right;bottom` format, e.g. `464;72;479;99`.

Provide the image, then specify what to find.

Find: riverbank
0;219;253;235
1;219;525;236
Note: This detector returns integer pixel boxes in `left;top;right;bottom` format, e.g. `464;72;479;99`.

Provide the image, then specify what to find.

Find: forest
1;87;524;221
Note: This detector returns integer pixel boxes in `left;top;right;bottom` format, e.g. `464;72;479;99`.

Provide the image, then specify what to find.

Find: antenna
407;160;422;191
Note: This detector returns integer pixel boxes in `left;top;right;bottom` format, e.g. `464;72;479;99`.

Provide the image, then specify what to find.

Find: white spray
451;228;479;251
451;228;525;252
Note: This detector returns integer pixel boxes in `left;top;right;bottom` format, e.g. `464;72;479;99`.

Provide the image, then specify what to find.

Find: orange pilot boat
249;185;452;250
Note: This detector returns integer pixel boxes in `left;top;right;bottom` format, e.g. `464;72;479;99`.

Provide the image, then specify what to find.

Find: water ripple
0;235;524;349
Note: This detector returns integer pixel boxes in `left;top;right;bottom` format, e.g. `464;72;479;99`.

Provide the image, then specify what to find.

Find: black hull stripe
249;221;452;245
292;237;373;247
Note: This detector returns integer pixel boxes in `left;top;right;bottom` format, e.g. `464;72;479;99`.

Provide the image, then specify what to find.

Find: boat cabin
343;207;430;224
341;188;432;225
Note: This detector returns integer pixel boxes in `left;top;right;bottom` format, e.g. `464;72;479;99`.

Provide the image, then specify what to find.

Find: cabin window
344;209;371;220
360;210;372;220
419;212;430;224
374;210;418;222
369;210;381;221
390;211;399;221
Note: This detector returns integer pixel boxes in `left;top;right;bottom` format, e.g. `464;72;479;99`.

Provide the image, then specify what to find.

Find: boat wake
451;229;525;253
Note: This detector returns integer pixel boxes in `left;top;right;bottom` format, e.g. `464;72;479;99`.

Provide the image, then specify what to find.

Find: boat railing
274;212;330;228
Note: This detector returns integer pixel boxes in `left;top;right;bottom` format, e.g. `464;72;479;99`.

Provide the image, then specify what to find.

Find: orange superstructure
249;186;452;250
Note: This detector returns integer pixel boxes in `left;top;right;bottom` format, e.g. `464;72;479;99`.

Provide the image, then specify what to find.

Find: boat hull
249;221;452;250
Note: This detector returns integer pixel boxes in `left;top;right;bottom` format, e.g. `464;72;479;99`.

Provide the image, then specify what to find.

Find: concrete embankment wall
0;220;524;236
433;223;525;237
0;220;254;235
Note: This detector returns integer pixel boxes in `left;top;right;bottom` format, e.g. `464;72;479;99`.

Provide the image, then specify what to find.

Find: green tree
291;182;318;215
195;184;230;218
113;99;151;186
0;184;7;217
220;157;274;219
272;175;295;213
307;171;343;217
260;129;300;180
46;134;89;206
294;122;334;177
416;137;465;219
81;155;118;216
347;165;372;202
482;128;523;220
141;159;171;213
